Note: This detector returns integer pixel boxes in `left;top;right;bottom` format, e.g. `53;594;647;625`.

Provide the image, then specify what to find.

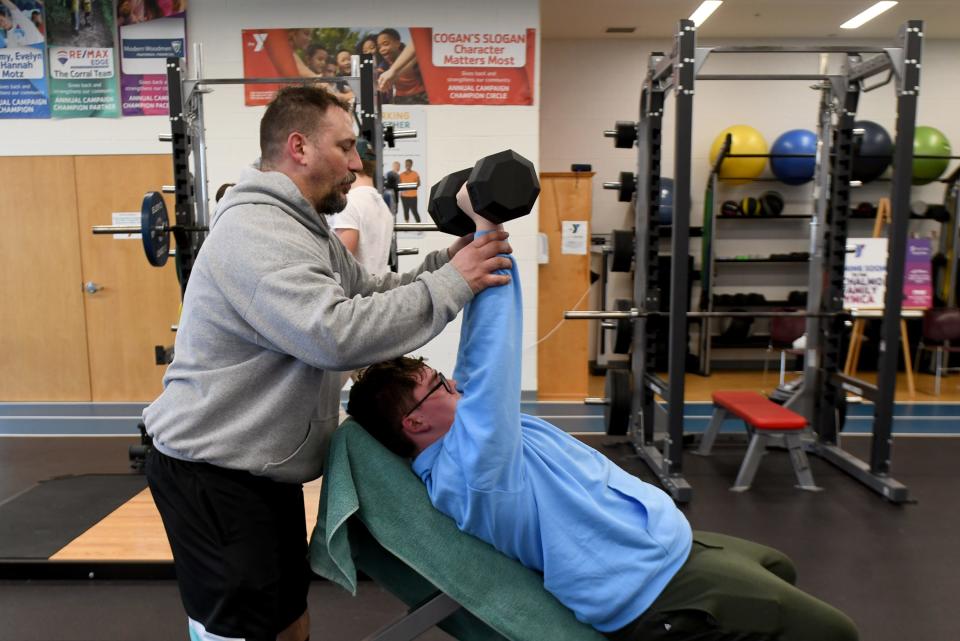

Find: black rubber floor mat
0;474;147;559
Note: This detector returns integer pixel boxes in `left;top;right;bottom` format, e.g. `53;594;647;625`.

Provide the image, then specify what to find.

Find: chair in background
764;313;806;386
914;308;960;395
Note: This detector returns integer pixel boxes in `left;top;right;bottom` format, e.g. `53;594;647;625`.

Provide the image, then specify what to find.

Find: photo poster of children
117;0;186;116
382;106;426;231
0;0;49;118
241;26;536;106
46;0;119;118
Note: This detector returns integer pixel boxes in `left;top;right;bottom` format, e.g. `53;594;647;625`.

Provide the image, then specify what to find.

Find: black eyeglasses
403;371;453;418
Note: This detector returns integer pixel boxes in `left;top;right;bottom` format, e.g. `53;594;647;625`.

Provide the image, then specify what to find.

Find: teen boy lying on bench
346;206;858;641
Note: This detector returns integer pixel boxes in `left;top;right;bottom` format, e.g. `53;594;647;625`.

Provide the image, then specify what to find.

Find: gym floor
2;370;958;641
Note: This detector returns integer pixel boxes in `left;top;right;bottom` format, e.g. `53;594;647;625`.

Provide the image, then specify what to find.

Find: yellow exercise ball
709;125;768;184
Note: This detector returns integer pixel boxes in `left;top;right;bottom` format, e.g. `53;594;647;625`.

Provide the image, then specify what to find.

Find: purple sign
903;238;932;309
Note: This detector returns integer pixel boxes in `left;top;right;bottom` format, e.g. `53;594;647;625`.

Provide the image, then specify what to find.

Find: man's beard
316;190;348;214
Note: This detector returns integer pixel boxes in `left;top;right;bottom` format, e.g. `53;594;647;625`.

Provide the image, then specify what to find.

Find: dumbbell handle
395;223;438;232
583;397;610;405
602;130;617;138
602;182;622;190
396;182;418;190
92;224;207;235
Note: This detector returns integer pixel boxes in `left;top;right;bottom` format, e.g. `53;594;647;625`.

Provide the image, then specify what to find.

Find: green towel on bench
309;419;606;641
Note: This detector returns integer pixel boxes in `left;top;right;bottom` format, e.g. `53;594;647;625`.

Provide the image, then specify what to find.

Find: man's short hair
259;86;351;165
347;357;426;458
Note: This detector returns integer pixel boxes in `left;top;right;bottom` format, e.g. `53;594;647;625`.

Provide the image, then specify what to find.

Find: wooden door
0;157;92;400
75;155;182;401
537;172;593;400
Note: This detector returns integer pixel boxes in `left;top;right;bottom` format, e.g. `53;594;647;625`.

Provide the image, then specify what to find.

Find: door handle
84;281;103;294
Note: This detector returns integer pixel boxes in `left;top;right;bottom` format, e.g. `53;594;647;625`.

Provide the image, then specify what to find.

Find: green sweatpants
604;531;859;641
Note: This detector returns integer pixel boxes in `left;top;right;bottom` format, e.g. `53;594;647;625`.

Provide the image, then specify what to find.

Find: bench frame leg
730;432;768;492
364;592;462;641
696;407;728;456
731;431;822;493
785;433;821;492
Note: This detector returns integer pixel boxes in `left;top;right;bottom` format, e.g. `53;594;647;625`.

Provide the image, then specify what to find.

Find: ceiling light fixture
840;1;898;29
605;27;637;34
689;1;723;27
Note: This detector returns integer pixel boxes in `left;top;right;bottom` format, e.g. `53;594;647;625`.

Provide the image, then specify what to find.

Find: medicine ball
759;190;784;216
709;125;768;185
657;177;674;224
721;200;740;216
770;129;817;185
740;197;762;216
851;120;893;183
913;125;952;185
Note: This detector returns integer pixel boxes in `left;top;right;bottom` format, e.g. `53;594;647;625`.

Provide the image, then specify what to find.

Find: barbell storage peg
383;126;417;147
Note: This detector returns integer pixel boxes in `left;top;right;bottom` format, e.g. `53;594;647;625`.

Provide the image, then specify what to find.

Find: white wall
0;0;541;389
542;36;960;356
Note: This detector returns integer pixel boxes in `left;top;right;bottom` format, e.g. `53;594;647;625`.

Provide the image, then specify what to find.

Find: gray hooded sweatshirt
143;165;474;483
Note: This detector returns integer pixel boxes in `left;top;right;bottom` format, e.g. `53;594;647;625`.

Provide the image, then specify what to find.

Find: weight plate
141;191;170;267
604;369;632;436
614;121;637;149
613;299;633;354
617;171;636;203
610;229;633;272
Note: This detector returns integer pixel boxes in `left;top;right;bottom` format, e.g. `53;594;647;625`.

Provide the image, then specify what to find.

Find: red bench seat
711;391;807;431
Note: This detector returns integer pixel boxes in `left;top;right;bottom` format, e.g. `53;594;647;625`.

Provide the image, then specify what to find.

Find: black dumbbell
428;150;541;235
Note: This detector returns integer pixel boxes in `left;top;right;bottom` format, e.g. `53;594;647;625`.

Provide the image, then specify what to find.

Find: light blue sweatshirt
412;246;692;632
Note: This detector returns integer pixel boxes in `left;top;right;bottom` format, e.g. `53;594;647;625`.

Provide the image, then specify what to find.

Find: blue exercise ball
852;120;893;183
770;129;817;185
657;177;674;224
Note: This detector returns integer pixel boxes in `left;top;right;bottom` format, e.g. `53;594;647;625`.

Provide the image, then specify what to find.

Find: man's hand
450;231;513;293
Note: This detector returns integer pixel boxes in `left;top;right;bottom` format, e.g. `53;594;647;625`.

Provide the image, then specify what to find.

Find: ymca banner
241;26;535;107
117;0;186;116
0;0;49;119
46;0;119;118
903;238;933;309
844;237;933;310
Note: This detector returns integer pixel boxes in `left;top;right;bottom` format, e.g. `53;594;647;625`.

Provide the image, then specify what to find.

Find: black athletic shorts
146;448;311;641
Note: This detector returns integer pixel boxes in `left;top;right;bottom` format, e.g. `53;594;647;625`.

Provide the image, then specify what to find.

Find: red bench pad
711;391;807;431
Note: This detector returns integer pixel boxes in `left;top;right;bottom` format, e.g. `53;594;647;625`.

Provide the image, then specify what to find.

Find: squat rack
158;49;415;293
569;19;923;504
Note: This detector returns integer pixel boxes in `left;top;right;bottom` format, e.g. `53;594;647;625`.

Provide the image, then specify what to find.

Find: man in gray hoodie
143;86;512;641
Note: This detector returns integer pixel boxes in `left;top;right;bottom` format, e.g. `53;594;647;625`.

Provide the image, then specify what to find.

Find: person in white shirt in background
331;138;395;275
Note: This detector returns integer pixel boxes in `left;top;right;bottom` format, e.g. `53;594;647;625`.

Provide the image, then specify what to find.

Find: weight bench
309;420;605;641
696;391;820;493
